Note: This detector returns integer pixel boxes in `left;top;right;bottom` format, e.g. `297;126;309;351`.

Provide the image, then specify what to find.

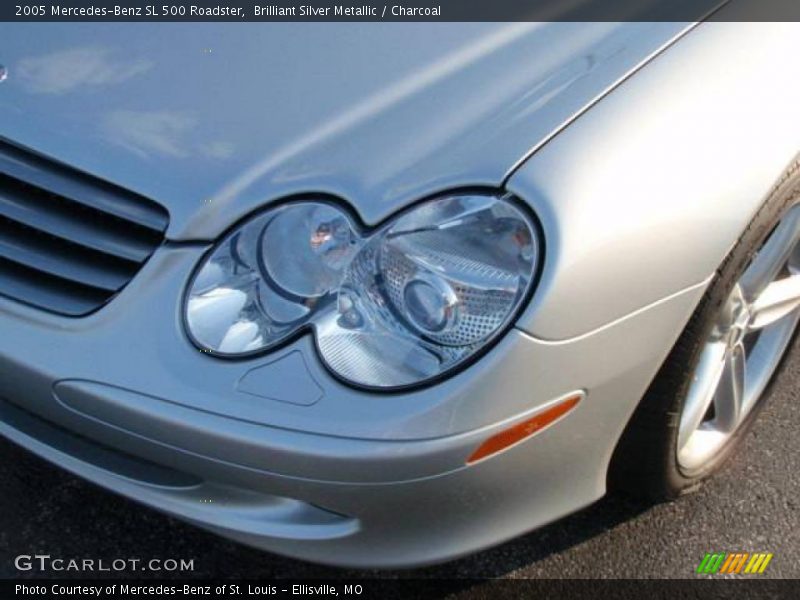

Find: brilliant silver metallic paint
0;18;799;567
509;21;800;339
0;22;688;236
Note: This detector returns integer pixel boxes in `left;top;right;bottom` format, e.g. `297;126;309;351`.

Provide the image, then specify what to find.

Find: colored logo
696;552;773;574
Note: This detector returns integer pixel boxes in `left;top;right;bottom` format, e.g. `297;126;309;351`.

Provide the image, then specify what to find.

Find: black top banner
3;0;800;22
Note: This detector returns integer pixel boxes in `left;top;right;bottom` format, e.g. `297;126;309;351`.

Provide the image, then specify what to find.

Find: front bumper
0;244;706;567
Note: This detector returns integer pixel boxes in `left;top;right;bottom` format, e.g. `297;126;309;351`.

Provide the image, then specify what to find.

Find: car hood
0;22;689;240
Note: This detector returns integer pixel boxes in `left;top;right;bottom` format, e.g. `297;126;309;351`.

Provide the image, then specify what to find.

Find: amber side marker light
466;392;583;465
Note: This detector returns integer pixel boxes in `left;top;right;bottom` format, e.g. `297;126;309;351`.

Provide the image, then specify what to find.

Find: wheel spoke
677;204;800;472
713;341;746;433
678;341;727;450
722;283;748;329
739;206;800;300
749;273;800;330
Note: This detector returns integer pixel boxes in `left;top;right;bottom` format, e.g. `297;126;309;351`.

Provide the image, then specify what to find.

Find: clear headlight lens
185;193;539;389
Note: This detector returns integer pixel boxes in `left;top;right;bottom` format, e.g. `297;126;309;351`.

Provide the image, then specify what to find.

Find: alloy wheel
677;204;800;472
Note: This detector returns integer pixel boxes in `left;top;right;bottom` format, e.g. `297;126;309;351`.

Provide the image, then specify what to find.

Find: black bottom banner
4;579;800;600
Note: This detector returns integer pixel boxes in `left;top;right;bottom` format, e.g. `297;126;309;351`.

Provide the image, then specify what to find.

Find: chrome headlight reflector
185;193;539;389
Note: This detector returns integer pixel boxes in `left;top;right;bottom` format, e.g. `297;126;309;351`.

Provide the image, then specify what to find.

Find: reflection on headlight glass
185;194;539;388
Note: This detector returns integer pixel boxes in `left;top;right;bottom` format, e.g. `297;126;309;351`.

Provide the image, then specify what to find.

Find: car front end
2;20;799;567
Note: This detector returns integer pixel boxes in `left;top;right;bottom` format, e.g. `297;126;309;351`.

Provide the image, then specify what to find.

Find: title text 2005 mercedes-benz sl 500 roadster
1;16;799;567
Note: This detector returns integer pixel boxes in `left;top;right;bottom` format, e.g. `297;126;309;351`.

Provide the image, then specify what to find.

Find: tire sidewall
610;157;800;499
664;164;800;492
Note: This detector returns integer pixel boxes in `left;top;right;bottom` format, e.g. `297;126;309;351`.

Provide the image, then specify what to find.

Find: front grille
0;139;168;316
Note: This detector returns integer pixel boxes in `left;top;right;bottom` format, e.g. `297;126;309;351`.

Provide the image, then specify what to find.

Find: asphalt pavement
1;336;798;580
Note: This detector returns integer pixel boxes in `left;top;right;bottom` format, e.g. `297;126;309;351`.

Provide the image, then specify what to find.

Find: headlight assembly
184;193;540;389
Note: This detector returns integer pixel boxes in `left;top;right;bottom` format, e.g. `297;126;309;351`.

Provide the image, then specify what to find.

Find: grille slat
0;143;168;232
0;218;134;292
0;139;168;316
0;183;153;263
0;257;109;315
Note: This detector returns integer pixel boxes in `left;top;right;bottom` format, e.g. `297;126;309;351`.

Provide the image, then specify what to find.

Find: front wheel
611;157;800;499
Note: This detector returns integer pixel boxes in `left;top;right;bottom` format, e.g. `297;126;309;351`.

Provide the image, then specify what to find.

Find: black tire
609;155;800;500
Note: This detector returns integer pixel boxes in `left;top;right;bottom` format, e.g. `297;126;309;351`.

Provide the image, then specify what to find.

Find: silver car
1;18;799;568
